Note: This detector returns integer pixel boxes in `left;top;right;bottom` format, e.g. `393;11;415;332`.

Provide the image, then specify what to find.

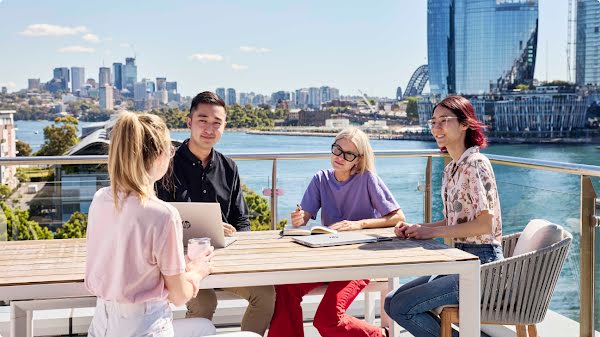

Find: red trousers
267;279;383;337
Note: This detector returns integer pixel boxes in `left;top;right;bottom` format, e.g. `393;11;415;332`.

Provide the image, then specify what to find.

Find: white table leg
459;260;480;337
364;291;376;324
387;277;401;337
10;302;31;337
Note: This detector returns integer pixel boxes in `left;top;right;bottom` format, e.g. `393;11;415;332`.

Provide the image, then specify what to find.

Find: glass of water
188;238;211;260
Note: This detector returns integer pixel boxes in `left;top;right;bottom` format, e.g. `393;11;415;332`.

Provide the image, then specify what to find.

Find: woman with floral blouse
384;95;503;337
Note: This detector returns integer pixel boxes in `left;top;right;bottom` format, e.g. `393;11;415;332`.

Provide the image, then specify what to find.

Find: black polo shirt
156;139;250;231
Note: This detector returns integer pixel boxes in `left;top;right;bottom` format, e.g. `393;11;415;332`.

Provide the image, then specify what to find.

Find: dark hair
433;95;487;150
189;91;227;118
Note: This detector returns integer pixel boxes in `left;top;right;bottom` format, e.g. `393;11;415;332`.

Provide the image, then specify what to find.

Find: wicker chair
438;224;572;337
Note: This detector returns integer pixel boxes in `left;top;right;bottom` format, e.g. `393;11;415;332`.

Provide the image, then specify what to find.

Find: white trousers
88;298;216;337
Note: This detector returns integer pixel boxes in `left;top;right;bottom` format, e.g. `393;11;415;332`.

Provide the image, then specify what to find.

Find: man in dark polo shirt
156;91;275;335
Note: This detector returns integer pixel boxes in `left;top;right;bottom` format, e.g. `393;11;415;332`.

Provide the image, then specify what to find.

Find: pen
296;203;302;211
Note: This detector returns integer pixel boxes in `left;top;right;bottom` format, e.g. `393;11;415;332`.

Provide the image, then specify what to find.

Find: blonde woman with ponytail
267;127;405;337
85;112;259;337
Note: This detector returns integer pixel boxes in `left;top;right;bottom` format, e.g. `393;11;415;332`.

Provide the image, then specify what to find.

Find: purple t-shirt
300;169;400;226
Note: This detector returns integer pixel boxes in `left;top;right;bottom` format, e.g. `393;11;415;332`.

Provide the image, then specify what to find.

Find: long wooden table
0;228;481;337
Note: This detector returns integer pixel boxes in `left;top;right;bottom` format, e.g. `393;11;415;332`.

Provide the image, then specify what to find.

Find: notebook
281;224;337;236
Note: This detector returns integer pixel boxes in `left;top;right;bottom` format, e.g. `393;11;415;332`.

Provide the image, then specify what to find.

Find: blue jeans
384;243;504;337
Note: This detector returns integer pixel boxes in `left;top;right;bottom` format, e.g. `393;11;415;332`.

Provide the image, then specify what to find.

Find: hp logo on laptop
182;220;191;229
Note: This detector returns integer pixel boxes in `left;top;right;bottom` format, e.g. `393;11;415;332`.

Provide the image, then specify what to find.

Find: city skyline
0;0;569;97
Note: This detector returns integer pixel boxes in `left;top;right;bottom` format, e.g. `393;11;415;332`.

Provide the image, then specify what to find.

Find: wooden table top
0;228;477;287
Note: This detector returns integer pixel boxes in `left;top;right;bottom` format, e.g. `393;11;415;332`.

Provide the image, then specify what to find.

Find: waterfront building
216;88;226;101
112;63;123;90
0;110;17;189
98;67;111;87
427;0;538;95
308;87;321;109
99;85;114;111
53;67;70;92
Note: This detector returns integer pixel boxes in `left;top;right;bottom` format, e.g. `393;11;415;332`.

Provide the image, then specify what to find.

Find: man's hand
223;223;236;236
291;209;306;227
403;223;436;240
330;220;362;231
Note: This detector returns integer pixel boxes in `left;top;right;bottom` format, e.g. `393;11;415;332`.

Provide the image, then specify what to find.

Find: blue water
15;120;600;324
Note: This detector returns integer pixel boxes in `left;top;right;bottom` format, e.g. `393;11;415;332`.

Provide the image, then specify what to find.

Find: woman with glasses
384;95;503;337
267;127;405;337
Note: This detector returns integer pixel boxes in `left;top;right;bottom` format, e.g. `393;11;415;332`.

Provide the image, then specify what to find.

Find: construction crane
358;90;377;115
566;0;576;82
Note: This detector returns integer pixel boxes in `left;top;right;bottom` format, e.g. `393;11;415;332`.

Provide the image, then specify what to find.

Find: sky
0;0;570;98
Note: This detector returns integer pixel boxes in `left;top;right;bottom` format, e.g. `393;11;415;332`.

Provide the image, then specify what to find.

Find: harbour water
15;120;600;325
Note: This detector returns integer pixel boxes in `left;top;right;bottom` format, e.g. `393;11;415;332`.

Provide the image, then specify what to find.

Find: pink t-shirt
85;187;186;304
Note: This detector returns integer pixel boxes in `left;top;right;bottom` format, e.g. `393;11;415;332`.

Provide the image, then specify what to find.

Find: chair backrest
512;219;567;256
480;222;572;325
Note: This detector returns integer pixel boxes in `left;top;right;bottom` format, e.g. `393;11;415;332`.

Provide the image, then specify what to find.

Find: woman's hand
222;223;236;237
403;223;437;240
394;222;413;238
330;220;363;231
291;209;306;227
186;246;215;279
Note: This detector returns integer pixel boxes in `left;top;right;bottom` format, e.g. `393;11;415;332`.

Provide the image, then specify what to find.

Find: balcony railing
0;150;599;337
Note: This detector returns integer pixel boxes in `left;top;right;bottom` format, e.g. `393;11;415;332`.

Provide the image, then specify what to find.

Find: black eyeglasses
331;143;359;162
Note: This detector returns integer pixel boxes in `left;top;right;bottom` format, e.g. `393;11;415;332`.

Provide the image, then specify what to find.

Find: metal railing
0;150;598;337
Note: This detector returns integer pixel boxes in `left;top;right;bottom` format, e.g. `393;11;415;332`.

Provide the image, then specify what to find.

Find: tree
16;140;32;156
406;97;420;119
36;116;79;156
55;211;87;239
0;201;53;241
242;185;286;231
0;185;11;200
515;84;530;91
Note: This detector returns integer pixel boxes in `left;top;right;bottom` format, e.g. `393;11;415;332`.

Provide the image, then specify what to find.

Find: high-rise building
156;89;168;104
330;88;340;101
271;91;291;105
123;57;138;91
428;0;538;95
226;88;237;105
576;0;600;86
1;87;6;95
308;87;321;108
53;67;70;92
252;94;266;106
99;67;112;87
156;77;167;91
166;81;177;93
216;88;226;101
134;80;148;111
396;86;403;101
28;79;41;91
320;86;331;103
239;92;249;106
145;80;156;93
99;85;114;111
295;89;309;109
71;67;85;93
113;62;123;90
86;78;97;88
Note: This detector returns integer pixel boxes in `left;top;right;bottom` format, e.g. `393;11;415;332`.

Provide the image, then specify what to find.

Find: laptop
169;202;237;249
292;232;389;248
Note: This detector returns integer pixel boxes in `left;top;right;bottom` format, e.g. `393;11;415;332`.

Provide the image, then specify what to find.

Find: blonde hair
334;127;375;174
108;111;171;209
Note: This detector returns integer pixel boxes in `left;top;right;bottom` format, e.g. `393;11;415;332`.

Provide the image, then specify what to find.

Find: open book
282;224;337;236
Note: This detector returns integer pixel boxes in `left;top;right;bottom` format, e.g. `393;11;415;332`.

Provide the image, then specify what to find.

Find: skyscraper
99;85;114;111
165;81;177;93
112;62;123;90
123;57;138;92
428;0;538;95
576;0;600;86
156;77;167;91
295;89;309;109
71;67;85;93
98;67;111;87
53;67;70;92
28;79;40;91
308;87;321;108
226;88;237;105
145;80;156;93
216;88;226;101
320;86;331;103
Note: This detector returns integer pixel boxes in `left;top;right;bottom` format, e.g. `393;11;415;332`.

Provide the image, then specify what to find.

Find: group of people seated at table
85;92;503;337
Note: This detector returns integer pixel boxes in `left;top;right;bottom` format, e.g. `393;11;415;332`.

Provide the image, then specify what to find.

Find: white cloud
239;46;271;53
231;64;248;71
0;82;16;89
20;24;88;37
58;45;95;53
82;33;100;43
190;53;224;62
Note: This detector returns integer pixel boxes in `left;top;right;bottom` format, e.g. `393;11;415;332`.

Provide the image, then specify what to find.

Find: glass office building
428;0;538;96
576;0;600;86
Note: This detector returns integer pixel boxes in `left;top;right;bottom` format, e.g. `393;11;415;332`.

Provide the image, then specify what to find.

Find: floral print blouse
442;146;502;245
